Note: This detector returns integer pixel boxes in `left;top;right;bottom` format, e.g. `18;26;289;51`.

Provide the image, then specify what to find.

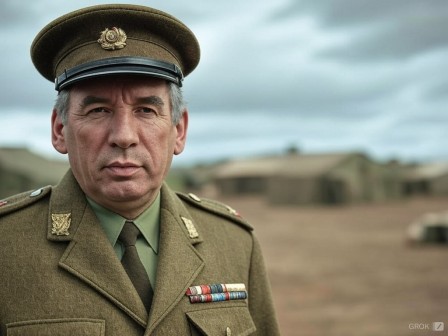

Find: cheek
70;124;103;149
65;128;100;168
146;125;176;149
143;132;176;173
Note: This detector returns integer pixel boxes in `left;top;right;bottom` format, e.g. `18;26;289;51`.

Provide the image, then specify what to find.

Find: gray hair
54;81;185;125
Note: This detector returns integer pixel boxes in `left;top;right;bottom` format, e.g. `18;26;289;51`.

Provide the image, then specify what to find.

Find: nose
108;111;139;149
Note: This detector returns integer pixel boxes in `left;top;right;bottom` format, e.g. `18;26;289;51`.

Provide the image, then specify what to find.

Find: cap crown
31;4;200;89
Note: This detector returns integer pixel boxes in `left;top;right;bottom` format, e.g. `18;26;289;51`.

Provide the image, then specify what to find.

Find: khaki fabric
31;4;200;88
0;170;280;335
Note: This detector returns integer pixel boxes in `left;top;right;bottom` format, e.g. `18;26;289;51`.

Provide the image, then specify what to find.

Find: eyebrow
80;96;109;108
80;95;165;109
135;96;165;107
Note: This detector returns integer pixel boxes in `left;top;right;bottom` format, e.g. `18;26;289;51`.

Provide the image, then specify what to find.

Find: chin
106;184;154;200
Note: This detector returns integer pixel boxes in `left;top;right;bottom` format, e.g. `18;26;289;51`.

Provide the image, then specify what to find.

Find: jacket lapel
146;184;205;334
48;170;148;326
47;172;205;332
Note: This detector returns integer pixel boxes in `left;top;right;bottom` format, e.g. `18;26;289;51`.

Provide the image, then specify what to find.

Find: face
51;76;188;218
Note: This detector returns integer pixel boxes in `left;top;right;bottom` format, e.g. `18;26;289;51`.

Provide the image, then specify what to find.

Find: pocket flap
7;318;105;336
187;306;256;336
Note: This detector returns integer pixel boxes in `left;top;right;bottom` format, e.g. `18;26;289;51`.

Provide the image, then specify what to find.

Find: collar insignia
181;216;199;239
51;213;71;236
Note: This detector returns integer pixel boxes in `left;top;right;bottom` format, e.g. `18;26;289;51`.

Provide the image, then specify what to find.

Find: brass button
30;188;43;197
188;193;201;202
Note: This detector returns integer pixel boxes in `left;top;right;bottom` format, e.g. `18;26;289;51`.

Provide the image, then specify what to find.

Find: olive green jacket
0;170;280;335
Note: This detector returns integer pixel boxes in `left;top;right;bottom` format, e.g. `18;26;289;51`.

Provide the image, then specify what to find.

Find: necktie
118;221;154;312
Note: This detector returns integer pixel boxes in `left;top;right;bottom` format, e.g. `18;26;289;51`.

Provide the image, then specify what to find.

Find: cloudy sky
1;0;447;165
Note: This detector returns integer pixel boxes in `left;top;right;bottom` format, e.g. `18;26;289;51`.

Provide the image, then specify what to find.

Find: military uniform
0;170;279;335
0;4;281;335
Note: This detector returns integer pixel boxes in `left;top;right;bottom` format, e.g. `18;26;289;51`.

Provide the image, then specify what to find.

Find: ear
174;109;188;155
51;109;68;154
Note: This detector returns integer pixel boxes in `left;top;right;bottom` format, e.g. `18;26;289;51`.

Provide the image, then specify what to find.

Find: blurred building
403;162;448;197
4;146;448;206
213;152;404;205
0;147;68;198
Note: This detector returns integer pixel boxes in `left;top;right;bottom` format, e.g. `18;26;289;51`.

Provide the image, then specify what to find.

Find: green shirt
87;194;160;287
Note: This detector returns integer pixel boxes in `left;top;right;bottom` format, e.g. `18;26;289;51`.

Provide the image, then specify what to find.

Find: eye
89;107;109;114
137;107;158;116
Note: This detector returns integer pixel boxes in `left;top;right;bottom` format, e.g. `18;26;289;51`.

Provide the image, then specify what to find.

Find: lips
104;161;142;176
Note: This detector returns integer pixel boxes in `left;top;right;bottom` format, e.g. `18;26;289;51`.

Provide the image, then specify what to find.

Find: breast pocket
6;318;105;336
187;305;256;336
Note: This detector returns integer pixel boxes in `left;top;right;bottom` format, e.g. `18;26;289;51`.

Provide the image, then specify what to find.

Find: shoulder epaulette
176;192;253;232
0;186;52;218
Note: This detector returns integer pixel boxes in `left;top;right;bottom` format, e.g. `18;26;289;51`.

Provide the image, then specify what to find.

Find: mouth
104;161;142;177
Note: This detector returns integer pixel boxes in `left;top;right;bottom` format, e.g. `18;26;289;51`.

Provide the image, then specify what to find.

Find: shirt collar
87;193;161;254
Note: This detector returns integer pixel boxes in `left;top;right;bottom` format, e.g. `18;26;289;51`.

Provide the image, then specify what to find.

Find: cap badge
98;27;127;50
51;213;71;236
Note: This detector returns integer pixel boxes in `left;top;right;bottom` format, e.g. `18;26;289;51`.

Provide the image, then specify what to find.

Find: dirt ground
219;195;448;336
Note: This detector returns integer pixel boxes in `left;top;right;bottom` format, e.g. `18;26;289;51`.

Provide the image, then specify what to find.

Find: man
0;4;280;336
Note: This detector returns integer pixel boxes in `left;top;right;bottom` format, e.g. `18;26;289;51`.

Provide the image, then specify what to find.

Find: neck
90;191;160;219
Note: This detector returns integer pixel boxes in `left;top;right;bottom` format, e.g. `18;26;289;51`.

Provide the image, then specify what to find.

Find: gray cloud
424;78;448;100
272;0;448;29
271;0;448;61
0;0;447;164
0;1;34;27
319;16;448;61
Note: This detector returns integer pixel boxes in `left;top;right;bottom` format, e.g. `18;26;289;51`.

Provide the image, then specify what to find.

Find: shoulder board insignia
0;186;51;217
176;192;253;232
